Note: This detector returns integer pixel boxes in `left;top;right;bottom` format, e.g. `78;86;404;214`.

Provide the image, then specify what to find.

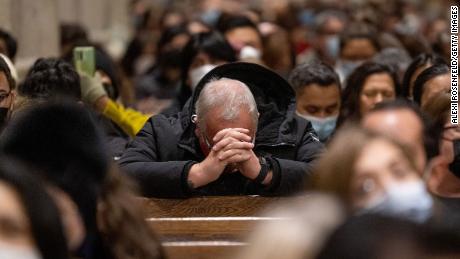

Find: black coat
119;62;324;198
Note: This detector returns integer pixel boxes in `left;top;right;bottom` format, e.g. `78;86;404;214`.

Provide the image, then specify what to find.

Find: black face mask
0;107;8;130
450;140;460;176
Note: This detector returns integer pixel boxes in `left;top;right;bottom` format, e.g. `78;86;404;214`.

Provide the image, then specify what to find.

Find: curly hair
19;58;81;100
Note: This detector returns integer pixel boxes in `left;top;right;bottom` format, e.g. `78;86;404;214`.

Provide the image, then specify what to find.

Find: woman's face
359;72;396;116
0;181;35;248
350;139;420;209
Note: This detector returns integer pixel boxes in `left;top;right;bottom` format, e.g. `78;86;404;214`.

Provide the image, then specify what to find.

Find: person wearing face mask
161;31;236;116
289;60;341;143
422;92;460;230
217;14;264;63
334;23;380;84
0;158;69;259
0;54;16;131
298;10;347;66
311;125;434;223
134;24;191;113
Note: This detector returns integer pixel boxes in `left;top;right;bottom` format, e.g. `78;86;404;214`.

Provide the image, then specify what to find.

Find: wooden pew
142;196;290;259
162;241;245;259
140;196;286;218
147;216;287;241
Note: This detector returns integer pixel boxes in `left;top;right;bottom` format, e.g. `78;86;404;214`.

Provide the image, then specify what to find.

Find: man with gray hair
120;62;323;197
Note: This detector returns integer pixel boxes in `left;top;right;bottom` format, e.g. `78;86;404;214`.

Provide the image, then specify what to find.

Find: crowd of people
0;0;459;258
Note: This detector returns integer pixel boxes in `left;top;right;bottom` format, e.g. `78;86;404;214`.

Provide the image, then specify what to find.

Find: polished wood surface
140;196;285;217
148;216;287;241
162;241;245;259
141;196;289;259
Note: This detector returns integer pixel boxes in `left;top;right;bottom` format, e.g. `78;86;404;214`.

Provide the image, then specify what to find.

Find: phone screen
73;47;95;76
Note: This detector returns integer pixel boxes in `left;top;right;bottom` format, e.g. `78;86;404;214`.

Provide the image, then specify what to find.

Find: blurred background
0;0;456;110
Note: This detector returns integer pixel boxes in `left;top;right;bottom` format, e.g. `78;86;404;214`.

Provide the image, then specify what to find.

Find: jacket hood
178;62;298;153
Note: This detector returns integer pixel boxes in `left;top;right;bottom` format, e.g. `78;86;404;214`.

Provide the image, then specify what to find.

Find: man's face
296;83;340;118
0;39;7;57
340;38;378;61
362;109;426;173
421;74;450;108
439;122;460;170
0;72;12;109
195;107;256;156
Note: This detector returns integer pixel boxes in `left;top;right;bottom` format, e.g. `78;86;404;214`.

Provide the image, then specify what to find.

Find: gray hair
195;78;258;131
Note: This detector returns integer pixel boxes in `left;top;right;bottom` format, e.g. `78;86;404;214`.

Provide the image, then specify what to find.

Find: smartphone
73;46;95;76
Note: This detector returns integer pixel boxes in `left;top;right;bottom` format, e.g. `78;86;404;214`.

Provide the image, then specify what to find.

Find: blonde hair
310;124;418;209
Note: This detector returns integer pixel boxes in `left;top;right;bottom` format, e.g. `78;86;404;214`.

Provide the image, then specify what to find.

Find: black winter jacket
119;63;324;197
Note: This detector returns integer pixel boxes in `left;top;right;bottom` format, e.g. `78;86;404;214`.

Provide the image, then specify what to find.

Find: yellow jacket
102;99;150;137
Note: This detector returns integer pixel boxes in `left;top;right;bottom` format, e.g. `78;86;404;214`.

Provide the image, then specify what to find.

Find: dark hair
371;98;442;160
402;53;446;98
159;8;186;30
0;102;164;259
339;23;380;53
288;60;341;94
0;29;17;60
217;14;260;37
95;48;119;99
338;62;400;125
413;63;450;105
0;158;68;259
19;58;81;101
59;23;88;48
0;55;15;90
157;23;189;52
0;102;107;238
176;31;236;107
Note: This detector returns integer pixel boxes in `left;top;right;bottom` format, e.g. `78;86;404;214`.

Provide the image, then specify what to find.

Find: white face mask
359;180;433;223
0;242;42;259
239;46;262;60
189;64;217;90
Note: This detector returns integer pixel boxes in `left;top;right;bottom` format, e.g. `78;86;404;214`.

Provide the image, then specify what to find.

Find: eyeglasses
0;91;11;104
203;134;214;149
442;125;460;141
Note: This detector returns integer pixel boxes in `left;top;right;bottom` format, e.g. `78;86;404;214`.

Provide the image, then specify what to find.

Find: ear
194;126;201;138
426;156;449;194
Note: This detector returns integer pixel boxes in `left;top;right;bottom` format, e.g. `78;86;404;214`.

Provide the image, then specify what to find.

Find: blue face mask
335;59;364;85
296;112;337;142
359;180;433;223
325;35;340;60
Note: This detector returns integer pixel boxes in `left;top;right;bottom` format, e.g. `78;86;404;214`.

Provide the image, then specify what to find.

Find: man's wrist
188;160;219;189
245;155;261;180
252;156;273;185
